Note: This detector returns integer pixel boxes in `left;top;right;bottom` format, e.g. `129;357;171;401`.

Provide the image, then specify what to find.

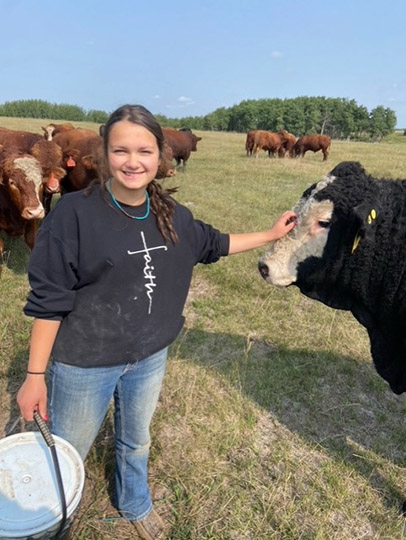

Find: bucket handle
33;412;68;539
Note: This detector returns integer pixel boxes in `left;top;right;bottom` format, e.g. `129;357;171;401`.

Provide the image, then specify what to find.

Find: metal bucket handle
33;412;68;539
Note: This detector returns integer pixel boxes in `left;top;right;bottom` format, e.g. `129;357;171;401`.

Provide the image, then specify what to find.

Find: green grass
2;118;406;539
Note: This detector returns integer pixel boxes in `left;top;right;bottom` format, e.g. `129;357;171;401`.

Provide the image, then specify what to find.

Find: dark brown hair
102;104;178;243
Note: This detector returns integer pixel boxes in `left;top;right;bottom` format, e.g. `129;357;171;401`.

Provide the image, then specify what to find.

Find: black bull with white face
259;161;406;395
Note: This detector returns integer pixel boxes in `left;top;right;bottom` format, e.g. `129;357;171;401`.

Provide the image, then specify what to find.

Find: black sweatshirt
24;185;230;367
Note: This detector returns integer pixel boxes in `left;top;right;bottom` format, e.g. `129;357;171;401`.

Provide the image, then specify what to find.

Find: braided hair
100;104;178;243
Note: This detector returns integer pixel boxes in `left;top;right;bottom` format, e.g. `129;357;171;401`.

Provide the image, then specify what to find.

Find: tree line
0;97;397;141
159;97;397;141
0;99;109;124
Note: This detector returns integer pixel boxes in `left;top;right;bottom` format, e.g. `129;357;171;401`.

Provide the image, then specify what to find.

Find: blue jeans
47;347;167;521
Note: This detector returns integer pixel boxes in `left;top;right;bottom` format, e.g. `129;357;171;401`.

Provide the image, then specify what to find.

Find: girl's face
107;120;160;203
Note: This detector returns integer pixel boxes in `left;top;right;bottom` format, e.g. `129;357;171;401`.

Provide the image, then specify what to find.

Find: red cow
61;140;103;192
278;130;297;158
0;126;40;148
0;128;65;197
245;131;256;156
253;130;282;158
0;148;45;253
162;128;202;166
294;134;331;161
157;142;176;179
42;122;75;141
52;132;102;193
29;140;65;194
52;128;98;149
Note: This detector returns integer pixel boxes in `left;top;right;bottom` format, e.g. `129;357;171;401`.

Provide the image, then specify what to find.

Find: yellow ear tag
367;209;377;224
352;233;361;254
352;209;377;254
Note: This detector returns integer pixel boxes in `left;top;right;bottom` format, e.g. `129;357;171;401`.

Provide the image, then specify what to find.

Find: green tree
86;109;109;123
369;106;397;140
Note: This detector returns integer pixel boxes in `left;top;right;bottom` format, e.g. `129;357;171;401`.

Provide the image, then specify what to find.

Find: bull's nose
258;261;269;280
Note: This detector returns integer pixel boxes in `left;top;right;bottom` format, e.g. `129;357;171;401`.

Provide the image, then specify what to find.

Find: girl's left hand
270;211;297;240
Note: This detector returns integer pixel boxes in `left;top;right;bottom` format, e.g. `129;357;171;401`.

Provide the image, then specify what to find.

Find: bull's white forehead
14;156;43;188
45;126;54;140
293;174;336;217
293;175;336;214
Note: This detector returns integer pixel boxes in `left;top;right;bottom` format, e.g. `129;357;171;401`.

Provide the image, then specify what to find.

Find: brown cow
294;134;331;161
42;122;75;141
162;127;202;166
52;128;98;149
245;131;256;156
30;140;65;194
0;148;45;253
60;136;103;192
156;142;176;179
0;128;65;197
0;127;41;151
278;130;297;158
253;130;282;158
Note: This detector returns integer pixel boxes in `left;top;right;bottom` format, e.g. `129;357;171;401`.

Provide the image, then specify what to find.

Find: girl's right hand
16;375;48;421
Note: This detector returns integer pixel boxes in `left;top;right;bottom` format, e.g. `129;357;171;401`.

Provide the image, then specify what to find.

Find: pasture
1;117;406;539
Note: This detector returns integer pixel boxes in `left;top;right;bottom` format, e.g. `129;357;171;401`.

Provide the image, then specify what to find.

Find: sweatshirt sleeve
192;219;230;264
24;201;79;320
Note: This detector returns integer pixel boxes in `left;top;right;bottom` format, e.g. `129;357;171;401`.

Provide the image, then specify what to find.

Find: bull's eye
318;220;330;229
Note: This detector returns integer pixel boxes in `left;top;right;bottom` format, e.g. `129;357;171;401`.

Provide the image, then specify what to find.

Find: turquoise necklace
107;178;150;220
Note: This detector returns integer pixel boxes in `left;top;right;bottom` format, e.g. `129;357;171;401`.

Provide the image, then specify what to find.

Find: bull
278;130;297;158
294;134;331;161
258;161;406;395
0;149;45;253
253;130;282;158
162;127;202;167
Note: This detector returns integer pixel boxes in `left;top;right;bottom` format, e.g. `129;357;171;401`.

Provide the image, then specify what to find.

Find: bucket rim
0;431;85;537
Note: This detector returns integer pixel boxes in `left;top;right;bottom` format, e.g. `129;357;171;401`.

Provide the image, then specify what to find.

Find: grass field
1;118;406;539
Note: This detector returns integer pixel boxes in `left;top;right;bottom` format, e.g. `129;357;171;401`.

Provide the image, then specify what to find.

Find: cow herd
246;129;331;161
0;123;202;254
0;120;335;255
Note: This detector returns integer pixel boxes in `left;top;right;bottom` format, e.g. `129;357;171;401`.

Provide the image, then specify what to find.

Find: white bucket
0;431;84;539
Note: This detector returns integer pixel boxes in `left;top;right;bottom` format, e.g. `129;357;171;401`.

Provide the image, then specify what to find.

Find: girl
17;104;296;540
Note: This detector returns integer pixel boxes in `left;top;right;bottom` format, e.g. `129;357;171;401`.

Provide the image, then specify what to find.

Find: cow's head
178;128;202;151
156;142;176;179
190;134;202;151
1;154;45;219
258;162;380;309
42;124;56;141
62;148;81;170
30;140;65;194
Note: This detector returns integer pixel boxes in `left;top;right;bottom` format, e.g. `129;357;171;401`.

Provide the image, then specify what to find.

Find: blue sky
2;0;406;127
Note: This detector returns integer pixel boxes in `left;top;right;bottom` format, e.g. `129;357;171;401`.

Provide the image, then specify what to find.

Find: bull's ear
353;200;379;225
351;201;379;254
